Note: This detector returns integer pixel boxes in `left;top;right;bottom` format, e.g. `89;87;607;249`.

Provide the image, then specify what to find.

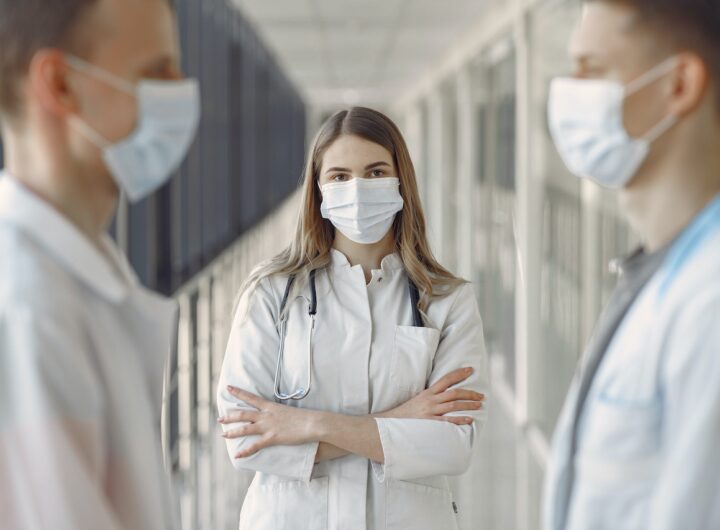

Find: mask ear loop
65;55;137;149
623;56;680;143
624;56;680;96
65;55;137;96
642;113;678;143
69;117;112;149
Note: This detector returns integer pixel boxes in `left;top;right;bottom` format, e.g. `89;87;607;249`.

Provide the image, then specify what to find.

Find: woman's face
318;134;397;187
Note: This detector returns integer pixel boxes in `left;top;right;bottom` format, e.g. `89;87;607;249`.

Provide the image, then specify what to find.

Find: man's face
569;2;672;142
66;0;182;186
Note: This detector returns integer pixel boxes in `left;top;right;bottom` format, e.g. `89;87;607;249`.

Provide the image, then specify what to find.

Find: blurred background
0;0;639;528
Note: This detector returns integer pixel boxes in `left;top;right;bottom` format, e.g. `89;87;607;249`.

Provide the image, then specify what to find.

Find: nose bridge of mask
322;178;402;212
322;175;398;191
66;55;137;96
321;176;402;210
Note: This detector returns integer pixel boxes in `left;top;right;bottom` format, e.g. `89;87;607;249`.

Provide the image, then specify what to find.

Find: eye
370;169;386;178
332;174;350;182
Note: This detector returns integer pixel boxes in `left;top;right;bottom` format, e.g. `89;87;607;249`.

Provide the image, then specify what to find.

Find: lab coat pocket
240;476;329;530
385;479;457;530
391;326;441;400
571;401;662;530
582;397;662;462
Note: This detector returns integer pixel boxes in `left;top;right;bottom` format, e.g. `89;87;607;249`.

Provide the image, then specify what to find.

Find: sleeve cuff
299;441;320;483
372;418;392;483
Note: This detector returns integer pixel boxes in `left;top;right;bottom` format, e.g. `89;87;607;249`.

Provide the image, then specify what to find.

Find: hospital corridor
2;0;720;529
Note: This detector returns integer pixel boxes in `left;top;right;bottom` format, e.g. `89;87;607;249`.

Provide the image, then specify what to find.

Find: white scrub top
544;195;720;530
0;175;180;530
217;249;489;530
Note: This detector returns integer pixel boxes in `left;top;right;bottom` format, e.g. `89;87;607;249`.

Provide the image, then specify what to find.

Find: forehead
570;3;648;63
87;0;178;64
321;134;394;169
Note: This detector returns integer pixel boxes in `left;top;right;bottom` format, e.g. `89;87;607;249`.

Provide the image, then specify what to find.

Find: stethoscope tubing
273;266;424;401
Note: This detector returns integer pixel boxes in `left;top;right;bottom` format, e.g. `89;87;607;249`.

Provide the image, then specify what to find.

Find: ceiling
230;0;492;109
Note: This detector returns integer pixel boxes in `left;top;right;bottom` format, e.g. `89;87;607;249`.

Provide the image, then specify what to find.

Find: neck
4;126;119;244
333;231;396;282
621;130;720;252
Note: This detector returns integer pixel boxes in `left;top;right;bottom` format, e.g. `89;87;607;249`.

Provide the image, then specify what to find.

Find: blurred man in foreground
544;1;720;529
0;0;199;528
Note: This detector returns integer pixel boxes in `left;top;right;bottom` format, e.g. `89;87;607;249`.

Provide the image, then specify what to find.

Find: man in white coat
544;1;720;529
0;0;199;528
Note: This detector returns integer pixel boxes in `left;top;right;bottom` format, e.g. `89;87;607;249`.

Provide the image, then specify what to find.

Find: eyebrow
324;161;392;174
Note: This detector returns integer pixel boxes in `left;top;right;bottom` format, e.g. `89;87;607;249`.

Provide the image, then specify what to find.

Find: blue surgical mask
67;55;201;202
548;57;679;189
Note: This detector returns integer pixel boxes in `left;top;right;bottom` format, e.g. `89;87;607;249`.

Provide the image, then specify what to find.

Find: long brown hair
238;106;465;320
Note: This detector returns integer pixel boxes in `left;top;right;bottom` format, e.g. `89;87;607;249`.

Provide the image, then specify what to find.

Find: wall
121;0;307;295
395;0;636;526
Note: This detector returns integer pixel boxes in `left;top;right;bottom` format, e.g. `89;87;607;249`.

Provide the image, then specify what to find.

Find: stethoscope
273;268;425;401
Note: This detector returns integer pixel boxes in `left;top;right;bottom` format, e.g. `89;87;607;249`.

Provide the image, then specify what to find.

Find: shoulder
660;281;720;382
658;230;720;320
233;263;296;319
0;222;86;320
653;232;720;372
426;281;479;329
432;281;476;310
0;230;99;405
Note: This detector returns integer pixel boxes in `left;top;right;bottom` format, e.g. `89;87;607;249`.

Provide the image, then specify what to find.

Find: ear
668;52;711;119
27;49;81;119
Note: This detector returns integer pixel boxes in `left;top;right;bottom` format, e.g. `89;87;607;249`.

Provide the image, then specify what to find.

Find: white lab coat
217;250;488;530
0;175;179;530
544;195;720;530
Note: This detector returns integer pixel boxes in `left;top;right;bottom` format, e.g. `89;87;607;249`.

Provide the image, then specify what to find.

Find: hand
376;367;484;425
218;386;319;458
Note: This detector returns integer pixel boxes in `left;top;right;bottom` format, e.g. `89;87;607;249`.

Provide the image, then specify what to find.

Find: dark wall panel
127;0;306;294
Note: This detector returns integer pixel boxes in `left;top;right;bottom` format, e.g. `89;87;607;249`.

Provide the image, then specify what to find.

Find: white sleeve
648;286;720;529
0;306;124;530
217;278;319;482
373;283;489;482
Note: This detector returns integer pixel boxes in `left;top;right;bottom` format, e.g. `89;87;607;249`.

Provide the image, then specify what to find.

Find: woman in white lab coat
217;107;488;530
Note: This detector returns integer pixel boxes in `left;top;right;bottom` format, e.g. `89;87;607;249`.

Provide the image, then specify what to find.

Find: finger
435;400;483;415
435;388;485;404
222;423;262;439
428;367;474;394
227;386;265;407
440;416;475;426
218;410;260;425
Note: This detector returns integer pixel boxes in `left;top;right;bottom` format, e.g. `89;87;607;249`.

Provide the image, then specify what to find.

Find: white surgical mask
320;177;404;244
548;57;678;189
67;55;201;203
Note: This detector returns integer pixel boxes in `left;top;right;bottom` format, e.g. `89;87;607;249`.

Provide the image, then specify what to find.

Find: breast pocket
391;326;441;400
579;398;662;476
572;400;662;530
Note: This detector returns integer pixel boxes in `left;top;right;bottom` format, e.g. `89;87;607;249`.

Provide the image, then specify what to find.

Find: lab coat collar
329;248;404;273
0;174;132;303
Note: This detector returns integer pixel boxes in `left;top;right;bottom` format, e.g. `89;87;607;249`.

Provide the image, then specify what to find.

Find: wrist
307;410;331;442
373;408;395;419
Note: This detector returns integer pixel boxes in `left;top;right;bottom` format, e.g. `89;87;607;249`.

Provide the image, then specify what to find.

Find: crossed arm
218;367;484;464
218;281;488;480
